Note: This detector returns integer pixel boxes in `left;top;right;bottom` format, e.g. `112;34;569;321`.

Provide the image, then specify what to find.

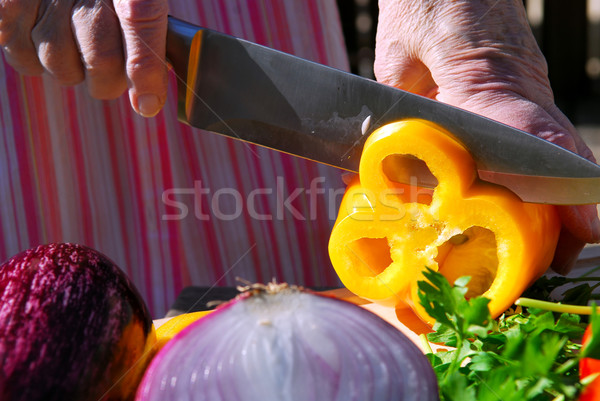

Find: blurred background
335;0;600;155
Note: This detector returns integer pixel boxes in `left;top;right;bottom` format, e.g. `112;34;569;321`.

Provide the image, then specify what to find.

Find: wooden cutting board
154;287;446;353
154;244;600;354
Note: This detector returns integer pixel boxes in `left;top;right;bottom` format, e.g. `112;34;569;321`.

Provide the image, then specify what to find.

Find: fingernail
136;94;160;117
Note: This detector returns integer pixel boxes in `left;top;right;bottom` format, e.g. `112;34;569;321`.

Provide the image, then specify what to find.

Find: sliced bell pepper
328;119;561;325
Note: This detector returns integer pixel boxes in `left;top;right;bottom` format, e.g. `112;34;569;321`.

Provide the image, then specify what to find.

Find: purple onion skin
0;243;154;401
137;288;440;401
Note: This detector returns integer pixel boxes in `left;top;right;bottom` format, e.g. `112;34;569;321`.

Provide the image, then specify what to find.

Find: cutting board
154;244;600;354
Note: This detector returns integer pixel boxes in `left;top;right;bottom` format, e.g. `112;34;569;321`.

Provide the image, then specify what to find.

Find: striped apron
0;0;350;316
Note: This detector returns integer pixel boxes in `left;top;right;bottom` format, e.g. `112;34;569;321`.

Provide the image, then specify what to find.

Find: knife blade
165;16;600;205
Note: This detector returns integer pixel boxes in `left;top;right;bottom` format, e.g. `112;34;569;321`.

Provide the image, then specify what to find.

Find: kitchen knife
165;16;600;205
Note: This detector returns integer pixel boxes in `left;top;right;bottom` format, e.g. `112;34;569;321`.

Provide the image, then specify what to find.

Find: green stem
555;357;579;375
515;297;593;315
557;276;600;282
420;334;434;354
580;265;600;278
447;336;463;376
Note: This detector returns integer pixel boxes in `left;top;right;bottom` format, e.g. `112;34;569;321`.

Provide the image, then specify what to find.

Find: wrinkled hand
375;0;600;274
0;0;168;117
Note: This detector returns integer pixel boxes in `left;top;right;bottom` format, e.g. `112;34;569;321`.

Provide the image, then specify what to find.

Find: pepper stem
419;334;434;354
515;297;593;315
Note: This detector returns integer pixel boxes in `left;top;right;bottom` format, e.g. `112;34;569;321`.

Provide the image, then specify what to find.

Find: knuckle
0;20;21;48
31;20;58;46
83;48;125;76
539;131;578;153
126;41;165;71
0;0;21;32
111;0;168;87
114;0;168;24
126;53;156;74
37;44;85;86
72;0;117;32
580;147;596;164
32;13;87;86
72;3;125;76
125;55;167;99
0;29;13;47
1;45;44;75
126;54;166;86
0;24;11;47
52;67;85;86
0;0;37;50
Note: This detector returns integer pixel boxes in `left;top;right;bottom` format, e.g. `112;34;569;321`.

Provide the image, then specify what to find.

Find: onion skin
137;285;439;401
0;243;155;401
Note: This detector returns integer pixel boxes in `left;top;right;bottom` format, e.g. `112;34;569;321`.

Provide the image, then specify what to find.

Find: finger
32;0;85;85
377;57;438;98
550;227;587;275
557;204;600;244
72;0;127;99
0;0;44;75
374;1;438;98
438;95;600;249
114;0;168;117
458;97;600;246
544;102;597;162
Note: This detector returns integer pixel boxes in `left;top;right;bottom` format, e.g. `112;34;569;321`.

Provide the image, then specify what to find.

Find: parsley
418;268;600;401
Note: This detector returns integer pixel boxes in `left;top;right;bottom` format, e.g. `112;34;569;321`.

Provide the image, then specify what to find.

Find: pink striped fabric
0;0;350;317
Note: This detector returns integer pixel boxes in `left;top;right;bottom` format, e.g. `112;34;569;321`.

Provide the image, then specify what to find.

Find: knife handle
166;16;199;70
166;16;203;121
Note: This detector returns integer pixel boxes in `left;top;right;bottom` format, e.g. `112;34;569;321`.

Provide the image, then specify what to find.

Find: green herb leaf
419;268;493;340
439;371;476;401
417;269;588;401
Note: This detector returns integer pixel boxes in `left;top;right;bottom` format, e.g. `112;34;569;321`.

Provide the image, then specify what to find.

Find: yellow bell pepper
155;310;213;350
328;119;561;325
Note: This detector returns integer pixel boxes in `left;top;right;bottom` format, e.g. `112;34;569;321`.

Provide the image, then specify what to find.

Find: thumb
374;53;438;98
373;0;438;98
114;0;169;117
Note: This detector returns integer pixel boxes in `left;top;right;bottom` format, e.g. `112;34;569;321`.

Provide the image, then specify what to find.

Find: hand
0;0;169;117
374;0;600;274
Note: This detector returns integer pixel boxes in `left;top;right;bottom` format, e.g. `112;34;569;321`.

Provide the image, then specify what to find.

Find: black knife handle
166;16;203;120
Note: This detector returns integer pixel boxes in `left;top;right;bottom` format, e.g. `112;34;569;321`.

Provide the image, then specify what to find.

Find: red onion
137;283;439;401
